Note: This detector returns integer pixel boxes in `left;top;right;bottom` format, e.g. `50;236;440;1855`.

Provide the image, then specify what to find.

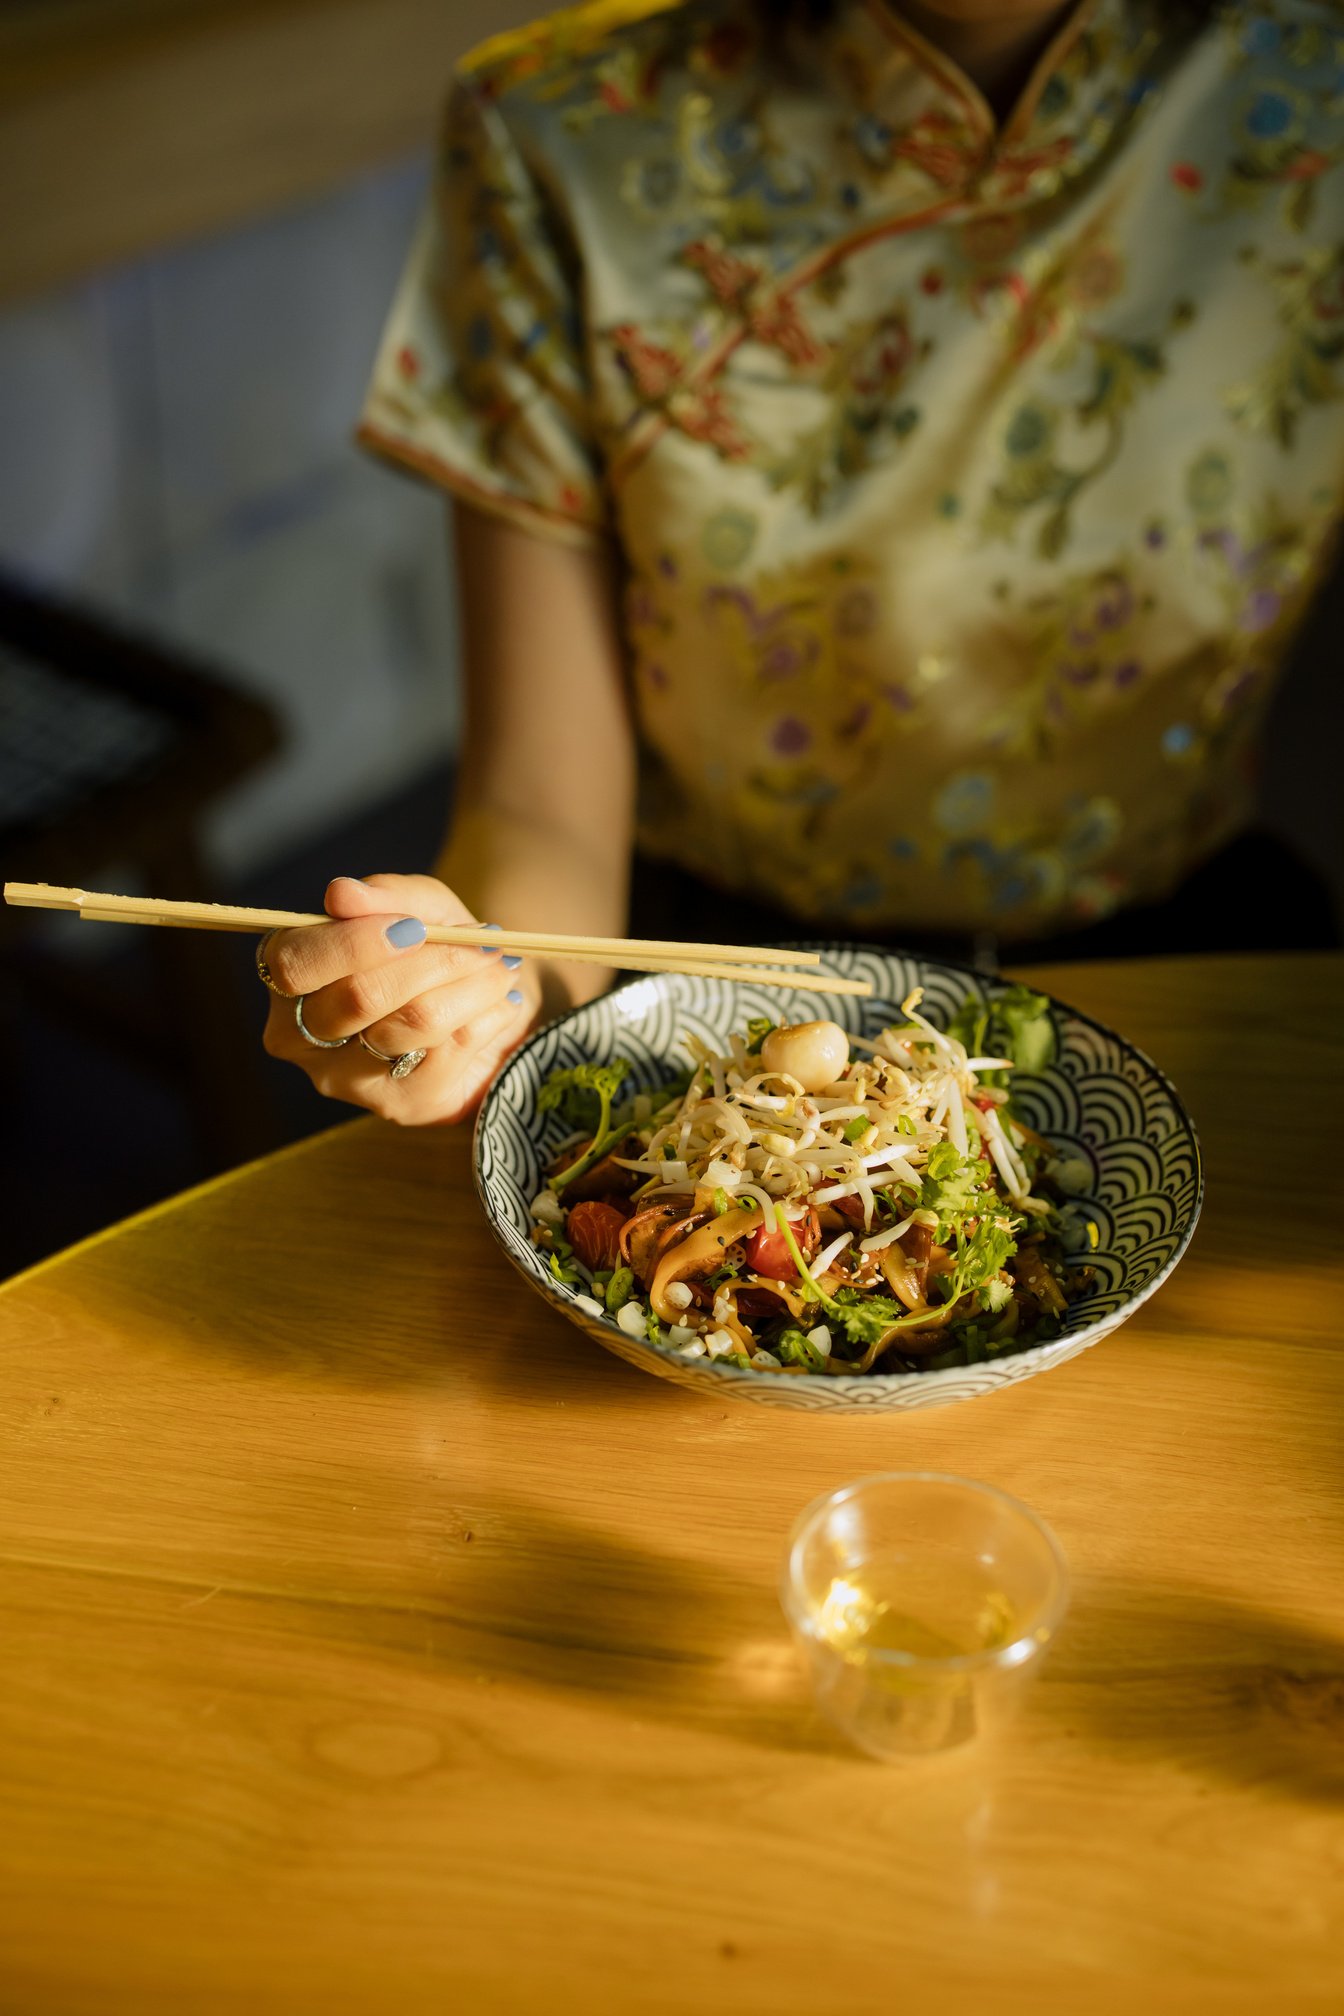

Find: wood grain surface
1;954;1342;2014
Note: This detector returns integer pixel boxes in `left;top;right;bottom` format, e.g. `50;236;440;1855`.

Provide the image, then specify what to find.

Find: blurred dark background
1;0;1340;1282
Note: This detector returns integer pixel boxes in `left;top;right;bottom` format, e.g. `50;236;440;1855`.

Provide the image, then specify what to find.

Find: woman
260;0;1343;1122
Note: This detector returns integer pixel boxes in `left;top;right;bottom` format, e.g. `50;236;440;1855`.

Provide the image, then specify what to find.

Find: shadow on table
1057;1578;1344;1805
364;1493;847;1761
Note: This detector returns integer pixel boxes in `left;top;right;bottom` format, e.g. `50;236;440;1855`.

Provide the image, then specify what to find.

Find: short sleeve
358;78;609;546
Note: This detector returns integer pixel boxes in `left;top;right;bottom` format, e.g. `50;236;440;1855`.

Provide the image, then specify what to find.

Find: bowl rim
472;942;1204;1397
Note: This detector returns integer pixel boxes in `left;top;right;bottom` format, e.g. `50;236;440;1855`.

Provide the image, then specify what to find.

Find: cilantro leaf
834;1296;908;1347
921;1144;982;1229
777;1326;827;1371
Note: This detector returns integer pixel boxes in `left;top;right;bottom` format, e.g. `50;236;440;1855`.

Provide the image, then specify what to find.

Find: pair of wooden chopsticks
3;883;873;997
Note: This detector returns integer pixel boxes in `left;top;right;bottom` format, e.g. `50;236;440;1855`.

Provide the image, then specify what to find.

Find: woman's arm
260;503;635;1123
439;500;635;1014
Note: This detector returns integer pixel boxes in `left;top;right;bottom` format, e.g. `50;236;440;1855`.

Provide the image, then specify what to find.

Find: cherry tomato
566;1200;629;1272
745;1208;819;1281
744;1226;795;1279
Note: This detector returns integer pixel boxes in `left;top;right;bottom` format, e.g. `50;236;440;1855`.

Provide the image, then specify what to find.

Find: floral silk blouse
359;0;1344;936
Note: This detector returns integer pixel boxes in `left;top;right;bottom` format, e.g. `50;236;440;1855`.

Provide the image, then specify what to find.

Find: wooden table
3;954;1342;2013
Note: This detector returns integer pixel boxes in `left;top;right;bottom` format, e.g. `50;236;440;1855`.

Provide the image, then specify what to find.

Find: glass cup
780;1472;1069;1761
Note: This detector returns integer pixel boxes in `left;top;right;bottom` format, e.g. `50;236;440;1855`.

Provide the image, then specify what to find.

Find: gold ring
255;930;299;999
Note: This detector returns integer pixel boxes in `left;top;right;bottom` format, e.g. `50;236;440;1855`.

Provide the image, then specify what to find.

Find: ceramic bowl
473;948;1202;1412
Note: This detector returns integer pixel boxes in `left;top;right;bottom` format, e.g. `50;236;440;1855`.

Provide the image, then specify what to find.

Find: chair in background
0;568;286;1165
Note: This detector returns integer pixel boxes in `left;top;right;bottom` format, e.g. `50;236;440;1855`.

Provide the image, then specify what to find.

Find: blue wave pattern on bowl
473;948;1202;1412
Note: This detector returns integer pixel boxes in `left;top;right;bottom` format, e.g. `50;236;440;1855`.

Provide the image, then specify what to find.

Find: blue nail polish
502;953;523;970
478;923;503;954
507;989;524;1007
386;916;427;948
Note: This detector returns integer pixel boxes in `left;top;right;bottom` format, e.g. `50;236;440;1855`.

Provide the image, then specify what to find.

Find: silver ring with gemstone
358;1031;427;1080
294;995;351;1049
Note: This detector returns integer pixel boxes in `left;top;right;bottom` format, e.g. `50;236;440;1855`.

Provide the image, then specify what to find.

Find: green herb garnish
604;1267;635;1313
541;1059;633;1193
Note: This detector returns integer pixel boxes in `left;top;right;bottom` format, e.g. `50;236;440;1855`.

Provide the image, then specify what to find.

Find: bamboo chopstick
3;883;873;999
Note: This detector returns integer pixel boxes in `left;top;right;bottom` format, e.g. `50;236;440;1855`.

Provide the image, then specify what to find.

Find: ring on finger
359;1030;427;1080
256;930;299;1000
358;1030;398;1063
295;995;351;1049
389;1048;428;1081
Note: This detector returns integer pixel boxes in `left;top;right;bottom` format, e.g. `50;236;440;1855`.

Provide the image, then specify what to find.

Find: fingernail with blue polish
502;953;523;970
507;989;524;1007
478;923;503;954
386;916;427;949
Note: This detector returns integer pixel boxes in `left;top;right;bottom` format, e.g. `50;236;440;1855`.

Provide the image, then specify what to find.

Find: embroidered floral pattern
360;0;1344;935
609;322;753;459
764;306;924;512
1224;244;1344;446
982;296;1194;557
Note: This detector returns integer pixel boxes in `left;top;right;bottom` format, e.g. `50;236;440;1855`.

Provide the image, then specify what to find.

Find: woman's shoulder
453;0;766;130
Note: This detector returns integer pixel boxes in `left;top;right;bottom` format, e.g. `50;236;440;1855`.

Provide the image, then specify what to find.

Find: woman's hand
261;873;537;1124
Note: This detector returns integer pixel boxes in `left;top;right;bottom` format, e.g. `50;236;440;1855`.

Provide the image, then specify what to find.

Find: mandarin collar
828;0;1165;213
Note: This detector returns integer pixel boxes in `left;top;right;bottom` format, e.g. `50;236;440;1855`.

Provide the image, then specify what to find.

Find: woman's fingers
324;872;476;924
357;952;526;1057
263;879;494;1003
259;872;534;1124
284;935;510;1045
277;987;530;1127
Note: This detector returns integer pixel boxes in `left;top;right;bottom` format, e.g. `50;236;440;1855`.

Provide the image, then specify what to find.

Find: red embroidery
611;323;682;400
1284;149;1330;183
1171;161;1203;192
748;295;827;368
396;344;421;380
682;241;827;367
893;111;982;190
672;386;752;461
611;321;752;461
683;238;759;306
